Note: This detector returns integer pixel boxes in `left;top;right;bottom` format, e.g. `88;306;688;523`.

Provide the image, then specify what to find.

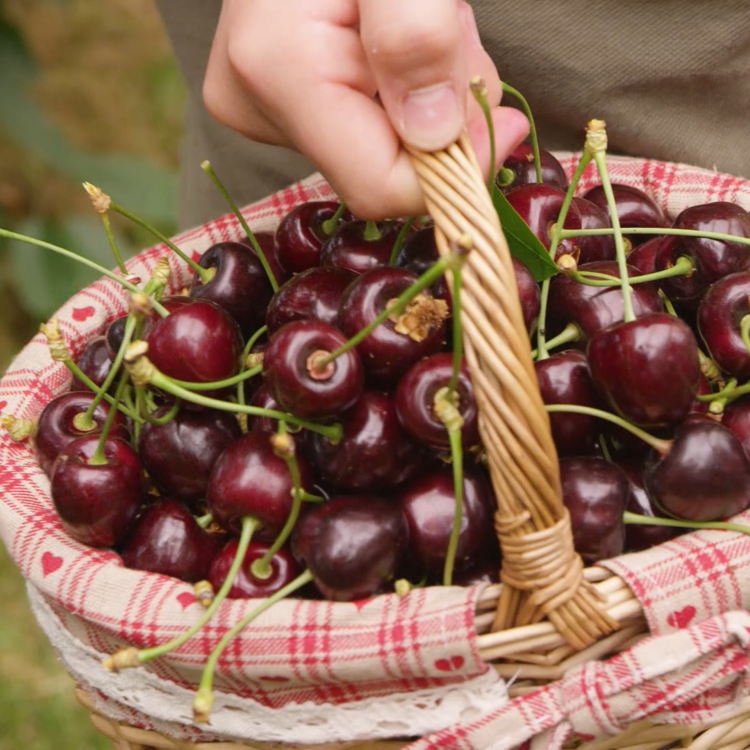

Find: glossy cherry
50;434;145;547
722;396;750;460
625;236;661;275
587;312;701;427
290;494;408;601
338;267;447;384
206;429;314;541
559;456;628;565
137;406;242;508
208;537;302;599
35;391;130;477
557;197;616;264
263;319;364;419
496;144;568;192
120;498;224;582
189;240;274;337
513;257;541;334
645;414;750;521
241;230;291;286
321;220;401;274
105;315;129;360
395;353;479;449
70;336;114;392
394;226;450;306
310;389;425;491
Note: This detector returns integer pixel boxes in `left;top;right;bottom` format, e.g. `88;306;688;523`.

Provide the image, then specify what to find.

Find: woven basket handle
407;134;618;649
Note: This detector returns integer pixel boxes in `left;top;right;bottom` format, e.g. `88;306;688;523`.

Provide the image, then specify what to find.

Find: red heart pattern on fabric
667;605;696;629
0;401;7;411
434;655;464;672
351;597;374;612
71;306;95;322
41;551;63;577
176;592;196;610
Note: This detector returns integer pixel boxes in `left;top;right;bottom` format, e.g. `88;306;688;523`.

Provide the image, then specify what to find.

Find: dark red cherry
587;313;700;428
247;384;311;452
656;202;750;302
50;434;145;547
557;197;615;264
320;220;400;274
290;495;408;601
206;430;313;540
513;257;541;334
698;272;750;379
263;319;364;419
275;201;347;274
120;498;224;582
137;406;242;508
338;267;447;384
208;537;301;598
394;226;451;307
496;143;568;192
560;456;628;565
645;414;750;521
266;266;356;334
625;236;661;276
722;396;750;460
241;230;292;287
397;464;499;581
189;241;274;338
534;350;602;456
546;261;663;345
616;459;681;553
504;183;582;251
395;353;479;449
35;391;130;477
582;183;667;248
70;336;113;392
145;299;243;384
105;315;129;360
310;390;426;491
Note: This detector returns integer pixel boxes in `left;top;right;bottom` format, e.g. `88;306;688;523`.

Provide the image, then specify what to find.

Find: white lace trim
28;583;508;744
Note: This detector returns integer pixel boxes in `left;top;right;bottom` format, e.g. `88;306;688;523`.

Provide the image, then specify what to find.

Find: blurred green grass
0;1;185;746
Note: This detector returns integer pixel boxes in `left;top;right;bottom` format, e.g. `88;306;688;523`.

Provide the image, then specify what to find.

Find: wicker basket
3;134;750;750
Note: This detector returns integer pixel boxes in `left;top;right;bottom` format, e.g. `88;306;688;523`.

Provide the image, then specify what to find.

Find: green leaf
492;190;559;282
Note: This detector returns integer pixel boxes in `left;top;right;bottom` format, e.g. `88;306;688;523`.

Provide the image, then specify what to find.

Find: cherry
338;267;446;384
534;350;602;456
241;230;291;286
320;220;400;274
397;464;499;581
265;266;356;334
496;143;568;192
587;312;701;428
546;260;663;345
504;183;582;251
698;271;750;379
70;336;113;392
722;396;750;460
645;414;750;521
557;197;615;264
263;319;363;419
581;183;667;247
310;389;426;491
189;241;273;337
137;406;242;508
394;226;450;306
513;257;541;334
624;236;661;275
559;456;628;565
105;315;129;360
50;434;145;547
120;498;224;582
656;202;750;302
395;353;479;449
246;384;311;453
275;200;344;274
290;494;408;601
206;430;313;541
208;537;302;599
35;391;130;477
145;299;243;386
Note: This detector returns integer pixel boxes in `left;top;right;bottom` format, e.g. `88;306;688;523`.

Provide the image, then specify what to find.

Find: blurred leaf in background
0;1;186;747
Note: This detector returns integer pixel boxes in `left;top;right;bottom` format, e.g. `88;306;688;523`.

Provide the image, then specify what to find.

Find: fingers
358;0;467;151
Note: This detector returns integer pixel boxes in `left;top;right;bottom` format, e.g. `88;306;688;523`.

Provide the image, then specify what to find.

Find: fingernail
400;82;463;151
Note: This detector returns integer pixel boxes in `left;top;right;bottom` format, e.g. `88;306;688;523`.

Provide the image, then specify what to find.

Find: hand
203;0;529;219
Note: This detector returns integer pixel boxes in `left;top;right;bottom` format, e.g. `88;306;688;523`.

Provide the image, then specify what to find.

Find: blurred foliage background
0;0;185;746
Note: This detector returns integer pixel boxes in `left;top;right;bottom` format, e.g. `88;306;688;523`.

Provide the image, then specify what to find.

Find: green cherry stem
388;217;416;266
442;426;465;587
501;82;542;183
103;516;261;671
470;76;496;197
98;211;128;275
195;513;213;530
321;200;347;236
242;325;268;361
565;256;695;287
193;568;314;723
363;220;382;241
740;314;750;357
544;403;671;455
200;160;278;292
623;510;750;537
448;265;464;394
560;225;750;248
167;364;263;392
530;322;580;359
140;397;180;425
87;371;131;466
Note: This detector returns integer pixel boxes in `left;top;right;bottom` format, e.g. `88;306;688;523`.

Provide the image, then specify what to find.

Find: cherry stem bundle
565;256;694;287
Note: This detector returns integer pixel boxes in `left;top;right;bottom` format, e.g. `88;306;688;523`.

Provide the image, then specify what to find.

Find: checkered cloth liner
1;155;750;747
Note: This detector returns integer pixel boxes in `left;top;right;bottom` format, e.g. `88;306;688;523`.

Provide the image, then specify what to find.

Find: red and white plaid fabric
2;156;750;747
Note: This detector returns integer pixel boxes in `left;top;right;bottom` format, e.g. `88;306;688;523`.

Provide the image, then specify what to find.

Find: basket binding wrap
3;140;750;747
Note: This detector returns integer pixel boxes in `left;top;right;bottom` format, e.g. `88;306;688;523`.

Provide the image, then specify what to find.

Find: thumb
358;0;466;152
